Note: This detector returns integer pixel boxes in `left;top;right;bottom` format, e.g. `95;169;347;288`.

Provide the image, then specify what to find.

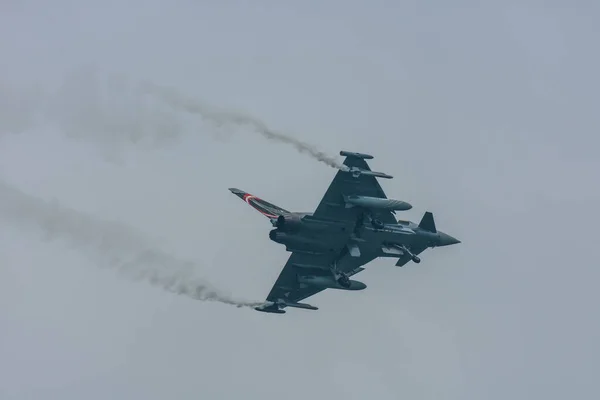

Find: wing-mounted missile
275;299;319;310
297;275;367;291
344;195;412;211
341;166;393;179
340;150;374;159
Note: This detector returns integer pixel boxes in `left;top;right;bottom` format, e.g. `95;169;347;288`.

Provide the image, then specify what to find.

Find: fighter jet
229;150;460;314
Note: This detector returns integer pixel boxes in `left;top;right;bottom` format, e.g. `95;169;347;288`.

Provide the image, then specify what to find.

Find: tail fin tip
228;187;289;218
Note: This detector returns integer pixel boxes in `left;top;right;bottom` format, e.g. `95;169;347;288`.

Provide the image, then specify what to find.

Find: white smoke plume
134;80;345;169
0;81;46;134
0;179;264;309
0;69;344;169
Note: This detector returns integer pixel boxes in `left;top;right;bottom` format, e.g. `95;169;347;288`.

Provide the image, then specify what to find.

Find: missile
276;299;319;310
359;170;393;179
341;166;393;179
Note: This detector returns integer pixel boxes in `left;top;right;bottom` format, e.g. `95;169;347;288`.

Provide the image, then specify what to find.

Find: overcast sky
1;1;599;399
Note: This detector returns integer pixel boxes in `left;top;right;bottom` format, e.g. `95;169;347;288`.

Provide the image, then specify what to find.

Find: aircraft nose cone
438;232;461;246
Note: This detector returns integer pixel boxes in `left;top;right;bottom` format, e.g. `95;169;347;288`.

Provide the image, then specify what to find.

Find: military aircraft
229;150;460;314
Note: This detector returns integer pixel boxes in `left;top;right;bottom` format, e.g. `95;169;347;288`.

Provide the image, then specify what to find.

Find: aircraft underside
229;150;460;314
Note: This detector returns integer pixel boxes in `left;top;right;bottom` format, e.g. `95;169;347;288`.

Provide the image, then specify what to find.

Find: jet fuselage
268;212;459;261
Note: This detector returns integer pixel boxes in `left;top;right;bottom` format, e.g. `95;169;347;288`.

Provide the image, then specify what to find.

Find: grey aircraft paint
229;151;460;314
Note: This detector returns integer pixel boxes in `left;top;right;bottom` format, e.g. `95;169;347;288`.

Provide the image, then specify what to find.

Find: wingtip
339;150;374;160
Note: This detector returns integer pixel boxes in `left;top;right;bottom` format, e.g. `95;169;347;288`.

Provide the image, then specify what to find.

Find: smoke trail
135;80;345;169
0;81;46;134
0;179;264;309
1;70;344;169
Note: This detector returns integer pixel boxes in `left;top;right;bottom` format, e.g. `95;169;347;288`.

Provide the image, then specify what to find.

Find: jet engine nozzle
274;214;303;232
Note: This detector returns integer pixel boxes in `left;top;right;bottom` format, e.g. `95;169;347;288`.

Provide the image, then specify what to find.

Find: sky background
1;1;599;399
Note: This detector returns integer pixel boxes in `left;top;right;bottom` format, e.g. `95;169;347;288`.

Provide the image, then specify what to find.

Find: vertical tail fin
418;212;437;233
228;188;289;219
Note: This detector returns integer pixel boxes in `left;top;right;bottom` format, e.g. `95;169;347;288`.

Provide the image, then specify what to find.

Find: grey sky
1;1;599;399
